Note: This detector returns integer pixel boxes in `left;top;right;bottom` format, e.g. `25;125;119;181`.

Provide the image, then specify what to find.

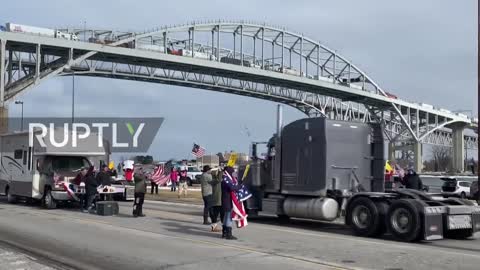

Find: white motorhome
0;128;109;208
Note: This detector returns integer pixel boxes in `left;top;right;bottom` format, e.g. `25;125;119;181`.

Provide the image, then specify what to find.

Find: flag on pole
150;164;171;186
191;143;206;158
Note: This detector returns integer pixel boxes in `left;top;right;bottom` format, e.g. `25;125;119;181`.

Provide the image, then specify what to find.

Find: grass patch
145;189;203;205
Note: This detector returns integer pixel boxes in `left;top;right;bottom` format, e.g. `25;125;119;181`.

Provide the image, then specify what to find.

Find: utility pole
72;72;75;124
477;0;479;203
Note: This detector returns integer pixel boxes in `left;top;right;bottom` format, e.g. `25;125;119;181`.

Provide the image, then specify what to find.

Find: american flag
53;172;80;201
150;164;171;186
223;171;251;228
191;143;206;158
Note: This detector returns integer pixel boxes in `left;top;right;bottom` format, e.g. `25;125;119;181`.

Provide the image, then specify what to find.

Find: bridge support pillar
413;142;422;173
451;124;465;173
0;39;7;134
0;38;5;106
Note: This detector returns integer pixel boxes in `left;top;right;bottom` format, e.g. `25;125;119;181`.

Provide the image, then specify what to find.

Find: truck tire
42;188;57;209
460;192;467;199
187;178;193;186
347;197;382;237
6;187;17;204
387;199;421;242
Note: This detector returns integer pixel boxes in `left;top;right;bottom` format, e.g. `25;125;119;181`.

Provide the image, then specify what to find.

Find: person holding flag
221;166;251;240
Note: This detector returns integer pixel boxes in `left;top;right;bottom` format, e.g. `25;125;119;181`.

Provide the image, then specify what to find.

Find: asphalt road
0;243;58;270
0;198;479;270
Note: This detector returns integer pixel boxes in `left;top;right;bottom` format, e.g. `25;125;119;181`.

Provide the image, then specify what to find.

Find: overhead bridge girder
0;21;475;151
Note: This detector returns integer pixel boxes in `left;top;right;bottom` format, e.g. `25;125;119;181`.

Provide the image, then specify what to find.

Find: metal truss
0;20;476;150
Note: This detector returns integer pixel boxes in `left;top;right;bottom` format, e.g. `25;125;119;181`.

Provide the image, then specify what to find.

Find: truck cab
242;117;480;242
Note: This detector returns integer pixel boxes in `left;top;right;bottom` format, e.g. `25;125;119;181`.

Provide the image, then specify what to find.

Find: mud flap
473;210;480;234
424;207;444;241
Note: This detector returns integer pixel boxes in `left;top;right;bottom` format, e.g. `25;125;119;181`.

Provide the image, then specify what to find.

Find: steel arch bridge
0;20;477;157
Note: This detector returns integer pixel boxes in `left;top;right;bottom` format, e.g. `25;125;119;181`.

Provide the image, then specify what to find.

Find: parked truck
242;108;480;242
5;23;78;41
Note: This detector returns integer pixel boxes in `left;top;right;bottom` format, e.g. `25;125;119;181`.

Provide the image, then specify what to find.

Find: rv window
23;151;27;165
14;149;23;159
51;156;91;172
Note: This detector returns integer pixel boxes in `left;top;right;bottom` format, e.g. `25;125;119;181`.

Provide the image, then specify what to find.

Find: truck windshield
51;156;90;171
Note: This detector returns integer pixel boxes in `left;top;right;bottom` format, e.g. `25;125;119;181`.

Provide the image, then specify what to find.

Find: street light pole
14;100;24;131
72;72;75;124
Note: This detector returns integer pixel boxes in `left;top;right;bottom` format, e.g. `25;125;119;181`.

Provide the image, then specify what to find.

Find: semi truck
242;108;480;242
5;23;78;41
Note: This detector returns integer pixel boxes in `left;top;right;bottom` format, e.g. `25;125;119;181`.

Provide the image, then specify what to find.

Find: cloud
1;0;475;160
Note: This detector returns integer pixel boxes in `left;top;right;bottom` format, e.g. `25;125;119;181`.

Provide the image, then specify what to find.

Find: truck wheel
445;229;473;239
460;192;467;199
347;197;382;237
42;188;57;209
6;187;17;204
187;178;193;186
387;199;421;242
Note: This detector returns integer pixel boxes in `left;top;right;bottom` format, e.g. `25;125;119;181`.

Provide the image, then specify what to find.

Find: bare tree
431;146;452;172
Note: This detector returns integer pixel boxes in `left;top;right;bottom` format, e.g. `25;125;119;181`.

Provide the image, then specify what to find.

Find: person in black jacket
221;166;242;240
97;165;113;186
403;168;423;191
84;166;98;212
96;164;113;201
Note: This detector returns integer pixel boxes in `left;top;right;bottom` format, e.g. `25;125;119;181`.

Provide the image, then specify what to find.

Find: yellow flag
227;153;238;167
242;164;250;181
108;161;115;170
385;160;393;173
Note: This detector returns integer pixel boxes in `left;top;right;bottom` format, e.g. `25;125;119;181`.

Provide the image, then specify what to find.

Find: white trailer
0;128;108;208
6;23;78;41
136;43;165;53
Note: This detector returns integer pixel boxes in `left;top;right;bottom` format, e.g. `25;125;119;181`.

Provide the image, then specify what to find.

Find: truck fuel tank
283;197;339;221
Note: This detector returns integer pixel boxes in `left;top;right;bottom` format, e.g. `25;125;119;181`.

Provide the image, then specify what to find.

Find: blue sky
1;0;476;161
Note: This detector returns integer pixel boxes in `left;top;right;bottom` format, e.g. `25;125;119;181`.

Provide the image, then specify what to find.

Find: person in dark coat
133;168;147;217
210;168;223;232
84;166;98;212
97;164;113;186
96;164;113;201
221;166;242;240
403;168;423;191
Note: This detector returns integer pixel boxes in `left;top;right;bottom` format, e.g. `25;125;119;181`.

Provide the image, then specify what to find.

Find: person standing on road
84;166;99;212
150;178;159;195
97;164;114;201
170;167;178;192
403;168;423;191
97;164;113;186
200;165;214;225
133;168;147;217
178;168;189;198
74;167;88;209
210;168;223;232
221;166;242;240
